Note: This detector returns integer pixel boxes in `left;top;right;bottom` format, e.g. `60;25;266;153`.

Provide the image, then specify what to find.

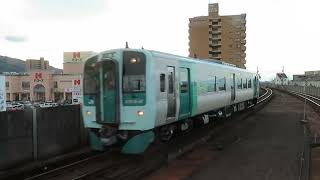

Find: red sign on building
35;73;42;79
73;52;80;59
34;73;43;82
74;79;81;86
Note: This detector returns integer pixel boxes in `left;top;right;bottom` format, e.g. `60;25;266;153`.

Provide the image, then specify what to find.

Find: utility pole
301;78;308;123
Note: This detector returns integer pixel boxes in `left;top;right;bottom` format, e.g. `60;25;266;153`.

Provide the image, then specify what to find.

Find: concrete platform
188;91;306;180
145;90;312;180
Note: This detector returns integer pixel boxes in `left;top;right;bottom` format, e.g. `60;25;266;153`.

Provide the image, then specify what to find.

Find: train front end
82;49;155;154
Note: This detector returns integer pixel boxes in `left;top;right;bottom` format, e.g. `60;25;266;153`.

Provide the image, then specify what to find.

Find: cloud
27;0;106;20
5;35;28;43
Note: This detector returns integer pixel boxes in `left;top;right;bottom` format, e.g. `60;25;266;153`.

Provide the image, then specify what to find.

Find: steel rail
24;152;108;180
289;91;320;107
257;88;273;104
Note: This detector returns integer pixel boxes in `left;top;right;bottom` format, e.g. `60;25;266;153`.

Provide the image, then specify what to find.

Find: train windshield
83;55;99;95
122;51;146;93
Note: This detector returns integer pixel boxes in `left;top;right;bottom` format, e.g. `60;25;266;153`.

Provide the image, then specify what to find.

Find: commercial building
291;70;320;87
4;51;96;103
189;3;247;68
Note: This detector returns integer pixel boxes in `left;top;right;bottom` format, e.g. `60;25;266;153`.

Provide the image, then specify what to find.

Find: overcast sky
0;0;319;81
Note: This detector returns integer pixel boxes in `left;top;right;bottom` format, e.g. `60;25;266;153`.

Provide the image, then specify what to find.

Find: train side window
243;79;248;88
237;78;242;89
160;74;165;92
207;76;216;92
218;77;226;91
180;68;189;93
168;71;174;94
248;79;252;88
214;76;217;91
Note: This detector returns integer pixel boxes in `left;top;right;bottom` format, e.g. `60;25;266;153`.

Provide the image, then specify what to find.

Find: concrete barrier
36;105;82;159
0;110;33;170
0;105;88;170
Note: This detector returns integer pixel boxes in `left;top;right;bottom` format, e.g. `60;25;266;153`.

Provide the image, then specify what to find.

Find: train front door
99;60;118;123
231;73;236;101
178;68;191;119
167;66;176;119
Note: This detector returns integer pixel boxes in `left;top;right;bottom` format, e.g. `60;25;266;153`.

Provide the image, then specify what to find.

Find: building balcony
209;49;221;53
241;46;246;51
209;43;222;48
241;27;246;31
209;18;221;23
209;30;222;35
210;56;222;60
209;36;221;41
211;23;222;27
209;51;222;59
241;39;246;44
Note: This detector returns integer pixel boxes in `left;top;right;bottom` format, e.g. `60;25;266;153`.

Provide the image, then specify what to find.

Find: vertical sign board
72;79;82;104
0;75;6;112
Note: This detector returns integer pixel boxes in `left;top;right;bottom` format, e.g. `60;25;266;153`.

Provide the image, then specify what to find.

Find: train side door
178;68;191;119
231;73;236;101
253;76;258;97
167;66;176;119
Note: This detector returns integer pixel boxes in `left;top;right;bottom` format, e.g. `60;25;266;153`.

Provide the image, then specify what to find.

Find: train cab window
123;51;146;93
160;74;165;92
83;55;99;95
243;79;248;88
248;79;252;88
218;77;226;91
237;78;242;89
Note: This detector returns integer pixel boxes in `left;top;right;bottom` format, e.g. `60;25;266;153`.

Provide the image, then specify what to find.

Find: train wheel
159;125;175;141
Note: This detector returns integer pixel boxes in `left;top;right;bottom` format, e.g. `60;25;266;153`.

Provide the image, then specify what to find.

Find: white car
39;102;58;108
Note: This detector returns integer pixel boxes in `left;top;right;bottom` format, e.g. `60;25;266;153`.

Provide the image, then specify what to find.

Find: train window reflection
218;77;226;91
160;74;165;92
83;56;99;94
123;51;146;93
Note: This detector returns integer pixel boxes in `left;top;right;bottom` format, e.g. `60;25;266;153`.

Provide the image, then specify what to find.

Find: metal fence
271;85;320;98
0;105;87;170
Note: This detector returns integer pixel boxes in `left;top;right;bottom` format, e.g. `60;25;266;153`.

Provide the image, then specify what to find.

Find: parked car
6;103;17;112
39;102;58;108
11;102;24;110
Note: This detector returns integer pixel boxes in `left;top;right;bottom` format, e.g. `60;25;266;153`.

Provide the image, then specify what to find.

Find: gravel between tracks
145;89;313;180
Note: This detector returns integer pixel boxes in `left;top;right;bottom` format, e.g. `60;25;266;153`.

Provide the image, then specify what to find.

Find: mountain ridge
0;55;62;74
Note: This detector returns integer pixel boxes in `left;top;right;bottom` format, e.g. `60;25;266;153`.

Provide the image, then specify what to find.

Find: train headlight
137;110;144;116
86;111;92;116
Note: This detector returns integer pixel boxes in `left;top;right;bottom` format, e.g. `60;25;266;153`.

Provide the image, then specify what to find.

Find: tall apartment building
189;3;247;68
26;57;49;71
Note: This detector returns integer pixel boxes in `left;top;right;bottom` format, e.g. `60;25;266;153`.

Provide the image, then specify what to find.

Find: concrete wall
0;110;33;170
0;105;87;170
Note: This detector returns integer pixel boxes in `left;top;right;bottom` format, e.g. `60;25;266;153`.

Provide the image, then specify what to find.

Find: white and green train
82;48;259;154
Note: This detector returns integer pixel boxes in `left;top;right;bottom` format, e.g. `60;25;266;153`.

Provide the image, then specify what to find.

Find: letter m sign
74;79;80;86
73;52;80;58
35;73;42;79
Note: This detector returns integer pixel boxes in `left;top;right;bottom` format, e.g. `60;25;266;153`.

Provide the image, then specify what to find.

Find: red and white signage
34;73;43;82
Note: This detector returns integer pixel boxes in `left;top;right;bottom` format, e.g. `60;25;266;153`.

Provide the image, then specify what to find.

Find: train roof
99;48;256;75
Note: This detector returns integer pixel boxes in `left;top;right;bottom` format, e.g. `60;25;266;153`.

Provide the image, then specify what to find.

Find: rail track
278;88;320;180
289;91;320;107
16;88;273;180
